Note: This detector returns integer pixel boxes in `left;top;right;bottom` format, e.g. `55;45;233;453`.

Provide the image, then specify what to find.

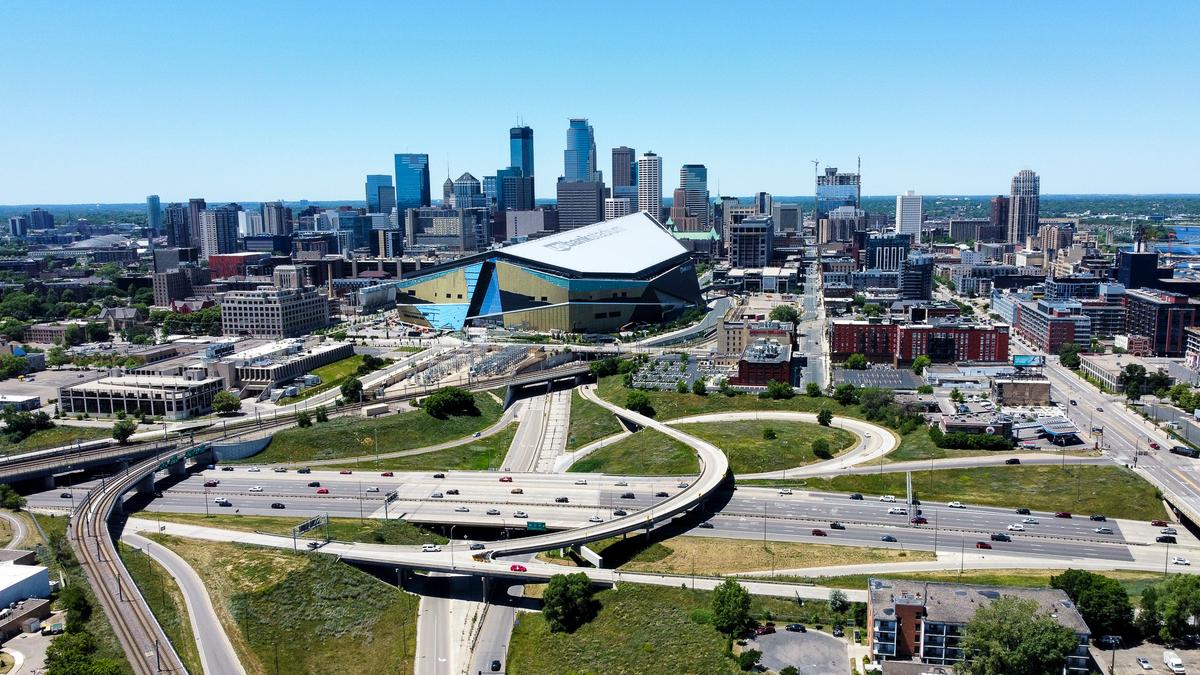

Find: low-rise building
58;374;224;420
730;339;792;386
219;285;330;339
1123;287;1199;357
1013;299;1091;354
990;376;1051;406
0;394;40;412
717;319;795;356
1079;353;1175;393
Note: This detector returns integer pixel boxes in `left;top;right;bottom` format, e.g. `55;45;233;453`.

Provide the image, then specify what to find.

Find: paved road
637;296;732;347
0;510;27;549
120;532;246;675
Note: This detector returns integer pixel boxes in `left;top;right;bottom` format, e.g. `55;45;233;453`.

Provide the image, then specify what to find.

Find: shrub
422;387;479;419
762;427;777;440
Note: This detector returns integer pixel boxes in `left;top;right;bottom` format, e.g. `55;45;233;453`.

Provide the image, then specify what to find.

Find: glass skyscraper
145;195;162;237
816;167;861;218
680;164;710;229
510;126;534;178
365;175;392;213
563;118;597;182
394;153;431;209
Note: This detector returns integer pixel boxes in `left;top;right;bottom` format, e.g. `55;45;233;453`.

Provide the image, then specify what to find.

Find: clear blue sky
2;1;1197;204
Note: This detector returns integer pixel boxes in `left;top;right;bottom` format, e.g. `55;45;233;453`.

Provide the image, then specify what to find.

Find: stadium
392;211;704;333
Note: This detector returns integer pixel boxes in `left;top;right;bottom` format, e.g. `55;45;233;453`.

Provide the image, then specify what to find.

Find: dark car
434;473;446;479
621;492;636;499
655;491;669;498
203;480;219;487
786;623;806;632
1055;511;1072;518
1090;514;1107;522
307;541;321;550
555;496;569;503
491;660;502;672
297;467;311;474
849;493;864;500
1016;507;1031;515
1152;519;1169;527
880;535;898;542
270;502;285;509
811;529;827;536
830;522;845;530
975;541;992;549
754;625;775;636
832;627;844;637
613;509;628;516
1158;535;1178;544
307;481;321;488
339;470;353;475
221;466;235;471
1070;399;1077;405
1005;458;1021;465
698;522;714;529
910;516;928;525
990;532;1011;542
470;543;485;550
381;471;394;477
446;489;460;495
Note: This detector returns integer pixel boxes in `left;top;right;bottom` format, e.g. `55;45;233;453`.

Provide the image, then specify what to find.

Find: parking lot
1103;642;1200;674
2;368;105;412
752;627;847;675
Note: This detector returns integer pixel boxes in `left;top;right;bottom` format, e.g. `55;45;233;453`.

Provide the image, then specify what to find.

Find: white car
1022;517;1040;524
887;507;909;515
864;432;872;438
1173;556;1191;566
249;486;264;493
879;495;897;503
779;488;793;496
947;501;965;509
574;479;588;485
588;516;603;523
454;506;470;513
614;481;628;486
1007;523;1025;532
365;486;380;493
247;467;261;472
1162;527;1178;535
513;511;528;518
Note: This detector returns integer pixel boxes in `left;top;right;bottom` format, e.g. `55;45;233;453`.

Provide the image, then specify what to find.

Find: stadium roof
500;211;687;275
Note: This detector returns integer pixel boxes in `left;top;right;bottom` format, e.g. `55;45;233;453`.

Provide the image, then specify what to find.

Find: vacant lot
742;464;1164;520
565;389;623;450
277;354;369;404
142;511;446;545
595;375;859;422
568;428;699;475
0;424;110;455
676;420;856;473
118;542;203;675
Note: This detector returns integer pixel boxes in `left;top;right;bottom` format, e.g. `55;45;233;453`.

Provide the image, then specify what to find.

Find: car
879;495;896;502
1070;399;1077;405
499;476;512;482
677;482;690;488
655;491;669;497
307;541;322;550
588;516;603;523
473;432;481;438
975;542;992;549
1150;442;1161;450
249;486;264;492
486;509;501;516
849;493;863;500
366;486;380;493
887;507;908;515
698;522;714;529
221;466;235;471
1089;514;1107;522
613;509;628;516
273;467;287;473
880;535;898;542
470;543;485;551
1022;517;1040;524
614;480;628;486
1163;527;1178;535
947;501;965;509
316;487;329;494
910;517;928;525
864;432;872;438
247;467;261;472
421;544;441;553
454;506;470;512
786;623;806;632
574;479;588;485
990;533;1011;542
754;625;775;636
830;522;845;530
270;502;285;509
1152;519;1169;527
307;481;320;487
555;497;569;503
490;660;502;673
832;627;844;637
1158;535;1178;544
1007;523;1025;532
446;489;460;495
621;492;636;499
381;471;394;477
513;511;528;518
811;529;827;536
215;498;232;507
1005;458;1021;465
778;488;793;496
1137;657;1152;670
339;470;352;475
430;492;444;498
1172;557;1191;566
1096;406;1103;412
1055;511;1072;518
510;488;524;494
1016;507;1031;515
1094;527;1114;534
297;468;311;474
434;473;446;479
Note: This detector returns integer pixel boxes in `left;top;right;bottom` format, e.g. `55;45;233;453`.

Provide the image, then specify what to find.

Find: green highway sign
526;521;546;531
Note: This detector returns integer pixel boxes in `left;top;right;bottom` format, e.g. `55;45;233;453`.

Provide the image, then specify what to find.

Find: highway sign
526;521;546;531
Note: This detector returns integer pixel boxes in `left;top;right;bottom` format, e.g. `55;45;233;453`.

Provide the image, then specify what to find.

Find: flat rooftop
869;577;1088;634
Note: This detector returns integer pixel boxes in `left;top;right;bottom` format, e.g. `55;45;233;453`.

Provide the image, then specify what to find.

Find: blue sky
2;1;1197;204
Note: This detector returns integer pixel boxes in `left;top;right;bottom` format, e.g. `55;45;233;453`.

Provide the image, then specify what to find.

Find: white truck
1164;650;1185;674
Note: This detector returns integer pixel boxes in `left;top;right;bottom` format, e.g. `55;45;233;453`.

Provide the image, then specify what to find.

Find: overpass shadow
345;560;542;610
504;373;594;409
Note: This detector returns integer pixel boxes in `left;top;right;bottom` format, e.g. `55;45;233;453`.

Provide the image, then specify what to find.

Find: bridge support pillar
503;386;517;409
135;472;155;497
38;475;54;491
167;461;187;477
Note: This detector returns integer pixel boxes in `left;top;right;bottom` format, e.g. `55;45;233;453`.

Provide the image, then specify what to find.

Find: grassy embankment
0;425;110;455
567;429;699;475
565;389;623;451
276;354;369;405
795;569;1163;599
323;423;517;472
137;512;447;545
677;420;856;473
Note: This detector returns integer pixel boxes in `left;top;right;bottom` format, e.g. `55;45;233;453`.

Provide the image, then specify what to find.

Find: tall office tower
816;167;861;217
563;118;598;182
637;152;662;217
901;252;935;301
442;176;455;206
866;233;912;271
365;175;393;213
7;217;28;238
669;188;699;231
198;206;240;257
680;164;710;230
755;191;772;215
260;201;291;235
164;203;189;247
895;190;923;244
187;198;207;247
145;195;162;237
771;204;802;233
1008;169;1040;244
612;146;636;188
238;210;264;236
556;180;605;229
27;208;53;229
604;197;632;221
729;215;775;268
377;186;396;214
497;168;534;212
510;126;534;178
394;154;431;209
453;173;486;209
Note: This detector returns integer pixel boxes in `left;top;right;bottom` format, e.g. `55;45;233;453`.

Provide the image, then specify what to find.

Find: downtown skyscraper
145;195;162;237
365;175;394;214
394;154;431;209
679;164;710;230
637;152;662;218
895;190;923;244
1008;169;1040;244
563;118;598;182
509;126;534;178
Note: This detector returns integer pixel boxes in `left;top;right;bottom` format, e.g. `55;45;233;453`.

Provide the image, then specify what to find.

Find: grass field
567;428;699;475
118;542;203;675
676;420;856;473
141;511;447;545
242;390;503;464
276;354;369;404
149;535;418;675
742;464;1165;520
565;389;623;450
323;423;517;472
595;375;861;422
0;425;110;455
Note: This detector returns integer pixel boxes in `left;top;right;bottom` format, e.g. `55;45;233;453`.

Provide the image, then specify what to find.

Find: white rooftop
499;211;687;275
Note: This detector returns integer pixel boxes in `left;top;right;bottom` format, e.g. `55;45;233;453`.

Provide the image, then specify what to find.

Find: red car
975;542;992;549
316;487;329;494
381;471;394;477
203;480;219;487
499;476;513;482
754;625;776;636
339;470;353;475
811;529;827;536
1150;441;1161;450
1152;519;1169;527
509;564;527;572
1055;511;1072;518
910;516;928;525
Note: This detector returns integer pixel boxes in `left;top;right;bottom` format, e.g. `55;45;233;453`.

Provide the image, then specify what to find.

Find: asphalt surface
0;510;27;549
754;628;846;675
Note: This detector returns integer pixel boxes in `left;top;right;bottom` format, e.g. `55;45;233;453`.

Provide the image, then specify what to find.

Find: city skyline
2;2;1198;203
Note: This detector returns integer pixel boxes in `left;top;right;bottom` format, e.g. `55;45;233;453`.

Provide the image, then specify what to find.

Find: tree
765;380;795;400
211;391;241;415
858;387;896;421
1137;585;1162;640
861;303;883;317
829;588;849;613
542;572;596;633
422;387;478;419
675;379;688;394
111;418;137;444
1146;369;1172;396
314;407;329;423
1058;342;1082;369
0;485;26;511
59;584;92;631
811;438;832;459
806;382;822;398
844;353;868;370
737;649;762;671
692;379;707;396
780;667;799;675
911;355;931;374
340;376;364;403
1120;363;1147;400
916;384;934;394
950;387;964;403
833;383;858;405
959;596;1078;675
769;305;800;324
1050;569;1134;640
624;390;654;417
1154;573;1200;643
711;578;751;635
817;407;833;427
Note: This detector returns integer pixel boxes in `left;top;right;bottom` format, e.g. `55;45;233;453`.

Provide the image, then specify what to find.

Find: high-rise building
901;252;935;301
612;146;636;188
7;216;28;238
816;167;861;217
164;203;189;247
260;201;291;235
556;180;605;230
510;126;534;179
605;197;633;221
145;195;162;237
772;204;802;233
637;152;662;216
819;206;868;243
498;169;534;212
895;190;923;244
563;118;598;182
394;154;431;209
668;188;699;231
729;215;774;268
442;176;455;206
187;198;207;247
1124;288;1199;357
198;206;240;257
1008;169;1040;244
755;192;772;215
365;175;393;213
28;208;53;229
452;173;486;209
680;164;710;230
866;233;912;271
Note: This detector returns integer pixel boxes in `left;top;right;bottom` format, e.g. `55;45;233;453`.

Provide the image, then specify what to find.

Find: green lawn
676;420;856;473
741;465;1165;520
150;536;418;675
322;423;517;472
240;390;503;464
565;389;623;450
118;542;203;675
567;429;699;475
276;354;369;404
0;425;111;455
596;375;860;421
142;512;447;545
797;569;1163;599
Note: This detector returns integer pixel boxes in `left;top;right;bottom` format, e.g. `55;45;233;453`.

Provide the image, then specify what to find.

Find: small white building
0;563;50;609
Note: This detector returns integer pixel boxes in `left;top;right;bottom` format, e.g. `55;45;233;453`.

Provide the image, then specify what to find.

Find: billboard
1013;354;1045;367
